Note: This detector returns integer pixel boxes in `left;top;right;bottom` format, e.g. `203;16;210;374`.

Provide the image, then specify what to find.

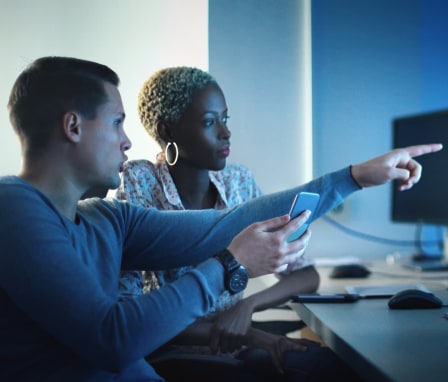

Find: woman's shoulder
121;159;163;187
217;162;256;179
122;159;157;177
212;163;263;205
114;159;163;205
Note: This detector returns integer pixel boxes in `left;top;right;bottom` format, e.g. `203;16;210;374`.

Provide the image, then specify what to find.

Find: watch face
229;267;249;294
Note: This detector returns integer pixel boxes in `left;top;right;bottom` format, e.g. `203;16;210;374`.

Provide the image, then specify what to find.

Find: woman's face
171;83;231;171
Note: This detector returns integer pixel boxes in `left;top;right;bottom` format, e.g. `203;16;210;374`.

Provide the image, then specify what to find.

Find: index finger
404;143;443;158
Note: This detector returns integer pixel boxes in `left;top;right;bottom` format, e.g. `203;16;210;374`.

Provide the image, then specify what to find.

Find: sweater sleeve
115;166;359;271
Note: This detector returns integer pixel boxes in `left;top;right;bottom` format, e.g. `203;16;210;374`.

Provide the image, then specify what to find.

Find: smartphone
287;192;320;242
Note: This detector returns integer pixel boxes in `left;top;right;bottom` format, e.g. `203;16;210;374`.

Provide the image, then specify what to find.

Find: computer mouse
388;289;443;309
329;264;371;279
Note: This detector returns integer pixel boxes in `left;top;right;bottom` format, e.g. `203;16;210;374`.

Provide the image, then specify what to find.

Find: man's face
78;82;131;191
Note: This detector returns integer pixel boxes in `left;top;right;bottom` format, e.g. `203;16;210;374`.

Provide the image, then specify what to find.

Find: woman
114;67;359;381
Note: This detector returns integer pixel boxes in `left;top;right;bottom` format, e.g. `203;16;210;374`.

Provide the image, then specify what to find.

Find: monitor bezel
391;108;448;225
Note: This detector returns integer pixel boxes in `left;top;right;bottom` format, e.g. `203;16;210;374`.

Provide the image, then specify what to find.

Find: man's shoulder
0;177;57;228
0;176;33;197
0;175;20;185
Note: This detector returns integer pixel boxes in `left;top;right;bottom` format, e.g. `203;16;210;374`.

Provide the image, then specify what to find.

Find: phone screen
287;192;320;242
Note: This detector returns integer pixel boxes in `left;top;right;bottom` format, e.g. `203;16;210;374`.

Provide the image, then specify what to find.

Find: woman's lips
218;146;230;157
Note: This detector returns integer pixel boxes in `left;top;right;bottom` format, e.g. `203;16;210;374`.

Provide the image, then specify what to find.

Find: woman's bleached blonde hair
138;66;217;147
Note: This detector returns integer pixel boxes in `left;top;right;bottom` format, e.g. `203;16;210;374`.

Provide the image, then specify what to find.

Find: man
0;56;442;381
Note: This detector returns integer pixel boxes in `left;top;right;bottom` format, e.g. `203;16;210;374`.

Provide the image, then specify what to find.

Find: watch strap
214;249;248;294
214;248;239;272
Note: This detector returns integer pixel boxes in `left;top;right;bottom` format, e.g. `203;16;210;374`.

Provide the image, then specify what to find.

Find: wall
308;0;448;260
209;0;312;193
2;0;447;262
208;0;448;261
0;0;208;175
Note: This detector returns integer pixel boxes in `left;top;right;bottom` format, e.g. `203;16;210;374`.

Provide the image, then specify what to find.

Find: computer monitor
392;109;448;263
392;109;448;225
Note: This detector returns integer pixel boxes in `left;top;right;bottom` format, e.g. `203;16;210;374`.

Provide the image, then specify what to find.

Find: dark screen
392;109;448;225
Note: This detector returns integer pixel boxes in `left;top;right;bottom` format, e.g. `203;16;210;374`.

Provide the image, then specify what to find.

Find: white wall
0;0;208;175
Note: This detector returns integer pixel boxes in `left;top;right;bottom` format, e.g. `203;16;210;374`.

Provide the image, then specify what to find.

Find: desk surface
290;260;448;382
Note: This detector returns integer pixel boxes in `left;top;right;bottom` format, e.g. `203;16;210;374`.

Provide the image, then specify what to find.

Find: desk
290;260;448;382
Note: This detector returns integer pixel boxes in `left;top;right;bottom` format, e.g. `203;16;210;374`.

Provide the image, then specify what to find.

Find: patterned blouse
113;158;313;316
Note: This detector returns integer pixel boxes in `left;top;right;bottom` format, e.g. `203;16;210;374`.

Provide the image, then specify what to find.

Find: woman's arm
205;266;318;354
243;266;320;313
167;320;216;347
246;327;315;373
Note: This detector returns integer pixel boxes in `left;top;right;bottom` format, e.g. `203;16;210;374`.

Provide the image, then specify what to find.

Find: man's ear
62;112;82;143
156;121;172;143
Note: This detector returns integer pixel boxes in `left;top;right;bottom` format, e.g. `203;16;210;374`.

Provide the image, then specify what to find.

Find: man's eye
114;119;122;127
222;115;230;124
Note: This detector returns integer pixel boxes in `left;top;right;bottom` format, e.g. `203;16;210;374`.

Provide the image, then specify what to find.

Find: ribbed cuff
349;165;363;189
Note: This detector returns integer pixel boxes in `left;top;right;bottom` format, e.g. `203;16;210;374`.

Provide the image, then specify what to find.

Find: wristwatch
214;249;249;295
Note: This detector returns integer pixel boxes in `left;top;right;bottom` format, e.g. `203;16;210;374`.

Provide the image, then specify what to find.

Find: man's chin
81;185;110;199
83;177;120;199
108;178;121;191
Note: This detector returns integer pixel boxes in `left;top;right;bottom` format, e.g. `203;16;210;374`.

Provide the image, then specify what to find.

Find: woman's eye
203;118;215;127
202;114;229;127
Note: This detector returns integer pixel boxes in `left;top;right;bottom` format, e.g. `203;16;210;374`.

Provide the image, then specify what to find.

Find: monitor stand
403;229;448;271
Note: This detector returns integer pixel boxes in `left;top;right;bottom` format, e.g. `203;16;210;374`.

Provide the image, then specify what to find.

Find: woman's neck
168;165;217;210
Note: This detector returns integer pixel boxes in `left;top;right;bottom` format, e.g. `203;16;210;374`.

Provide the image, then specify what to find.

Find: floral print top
113;158;313;315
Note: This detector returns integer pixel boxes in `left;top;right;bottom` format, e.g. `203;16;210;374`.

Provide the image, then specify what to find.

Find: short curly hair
138;66;217;147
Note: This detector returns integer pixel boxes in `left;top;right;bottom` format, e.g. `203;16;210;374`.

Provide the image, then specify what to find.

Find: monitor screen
392;109;448;225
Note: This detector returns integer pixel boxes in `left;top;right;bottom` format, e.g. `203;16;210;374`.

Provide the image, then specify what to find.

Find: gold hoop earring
165;142;179;166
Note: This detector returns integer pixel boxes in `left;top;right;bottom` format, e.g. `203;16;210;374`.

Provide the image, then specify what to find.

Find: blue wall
309;0;448;259
421;0;448;110
209;0;448;259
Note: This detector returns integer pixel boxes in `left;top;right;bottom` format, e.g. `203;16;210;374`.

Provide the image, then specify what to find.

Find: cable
321;214;443;248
